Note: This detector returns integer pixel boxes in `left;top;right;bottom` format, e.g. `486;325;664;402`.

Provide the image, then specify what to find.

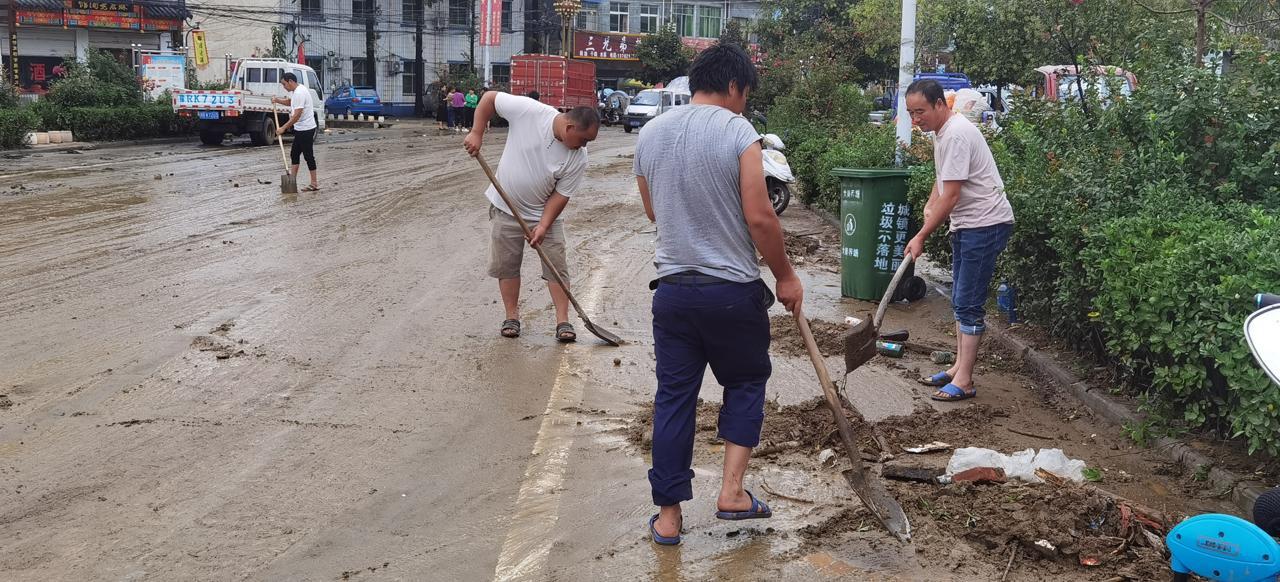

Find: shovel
845;255;916;374
474;153;622;347
273;106;298;194
795;309;912;542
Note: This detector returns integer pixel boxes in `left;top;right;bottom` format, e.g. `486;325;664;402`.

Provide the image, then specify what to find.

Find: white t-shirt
291;86;316;131
934;113;1014;230
484;92;588;223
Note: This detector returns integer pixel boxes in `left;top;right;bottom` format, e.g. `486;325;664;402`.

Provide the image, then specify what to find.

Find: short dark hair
282;72;298;84
527;90;540;101
565;106;600;130
689;43;758;96
905;79;946;106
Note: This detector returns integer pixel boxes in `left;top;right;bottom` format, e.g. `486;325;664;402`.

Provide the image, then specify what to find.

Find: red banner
574;32;643;61
479;0;501;47
681;38;765;63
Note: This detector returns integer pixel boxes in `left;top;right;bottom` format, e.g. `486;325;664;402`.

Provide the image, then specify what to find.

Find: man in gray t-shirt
634;43;802;546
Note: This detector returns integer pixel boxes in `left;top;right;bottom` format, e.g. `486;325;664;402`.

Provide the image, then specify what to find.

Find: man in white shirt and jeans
463;92;600;341
271;73;320;191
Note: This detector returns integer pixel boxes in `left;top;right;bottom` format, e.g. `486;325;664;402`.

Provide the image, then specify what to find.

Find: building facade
274;0;525;117
2;0;189;94
568;0;761;87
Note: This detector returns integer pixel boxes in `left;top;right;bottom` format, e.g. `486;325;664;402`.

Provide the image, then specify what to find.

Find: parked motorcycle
761;133;794;215
600;92;629;127
1165;292;1280;581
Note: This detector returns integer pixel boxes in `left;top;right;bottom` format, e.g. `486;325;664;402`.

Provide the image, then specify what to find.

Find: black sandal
500;319;521;338
556;322;577;343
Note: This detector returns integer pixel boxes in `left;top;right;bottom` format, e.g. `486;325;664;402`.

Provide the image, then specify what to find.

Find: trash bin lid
831;168;914;178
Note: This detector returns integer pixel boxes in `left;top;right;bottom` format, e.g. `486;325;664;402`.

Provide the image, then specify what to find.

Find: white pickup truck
172;58;326;146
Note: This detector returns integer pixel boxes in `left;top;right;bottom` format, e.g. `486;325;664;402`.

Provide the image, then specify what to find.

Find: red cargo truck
510;55;597;110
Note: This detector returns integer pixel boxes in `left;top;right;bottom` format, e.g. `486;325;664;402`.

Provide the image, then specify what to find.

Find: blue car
325;86;383;116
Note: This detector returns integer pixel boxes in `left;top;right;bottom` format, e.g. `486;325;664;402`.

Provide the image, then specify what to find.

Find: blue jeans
950;223;1013;336
648;276;772;507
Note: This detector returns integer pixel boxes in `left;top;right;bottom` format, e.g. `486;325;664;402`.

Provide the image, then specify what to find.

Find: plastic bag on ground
946;447;1086;483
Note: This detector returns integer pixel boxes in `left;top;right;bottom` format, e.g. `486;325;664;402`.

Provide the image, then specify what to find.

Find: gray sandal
556;322;577;343
500;319;521;338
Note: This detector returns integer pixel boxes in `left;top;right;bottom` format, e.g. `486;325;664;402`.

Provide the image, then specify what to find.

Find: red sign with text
479;0;502;46
574;32;643;61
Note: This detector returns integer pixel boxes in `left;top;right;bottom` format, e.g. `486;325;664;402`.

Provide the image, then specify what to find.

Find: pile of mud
624;397;860;454
782;231;840;268
770;315;846;358
875;404;1011;451
894;480;1171;580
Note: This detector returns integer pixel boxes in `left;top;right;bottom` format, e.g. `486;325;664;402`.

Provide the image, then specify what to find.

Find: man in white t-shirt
463;92;599;342
270;73;320;191
904;78;1015;402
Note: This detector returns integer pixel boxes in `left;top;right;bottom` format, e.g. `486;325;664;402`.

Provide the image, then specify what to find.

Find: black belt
656;271;735;287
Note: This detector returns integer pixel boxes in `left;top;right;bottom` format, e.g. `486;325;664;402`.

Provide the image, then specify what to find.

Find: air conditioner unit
326;55;344;70
387;60;403;75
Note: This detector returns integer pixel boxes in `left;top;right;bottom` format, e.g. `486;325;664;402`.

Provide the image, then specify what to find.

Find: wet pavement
0;124;1237;581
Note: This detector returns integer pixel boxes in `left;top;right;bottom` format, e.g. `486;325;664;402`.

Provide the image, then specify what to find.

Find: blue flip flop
715;490;773;521
931;383;977;401
918;371;953;387
649;514;681;546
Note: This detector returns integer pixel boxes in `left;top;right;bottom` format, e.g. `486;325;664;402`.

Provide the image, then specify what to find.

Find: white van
623;88;691;133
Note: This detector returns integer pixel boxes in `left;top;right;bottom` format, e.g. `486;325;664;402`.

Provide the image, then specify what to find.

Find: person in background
465;89;479;129
437;86;451;131
270;72;320;192
451;88;467;133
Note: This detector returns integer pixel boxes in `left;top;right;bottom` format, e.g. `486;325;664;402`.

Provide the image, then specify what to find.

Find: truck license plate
198;111;220;120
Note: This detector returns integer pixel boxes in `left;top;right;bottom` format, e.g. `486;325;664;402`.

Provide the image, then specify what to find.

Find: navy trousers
648;277;772;507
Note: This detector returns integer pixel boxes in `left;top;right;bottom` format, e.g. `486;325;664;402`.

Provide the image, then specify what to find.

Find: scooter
761;133;794;215
600;92;628;127
1166;293;1280;581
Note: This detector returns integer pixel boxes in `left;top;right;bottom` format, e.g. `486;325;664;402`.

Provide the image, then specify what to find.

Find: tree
720;19;747;49
267;27;290;60
636;24;693;84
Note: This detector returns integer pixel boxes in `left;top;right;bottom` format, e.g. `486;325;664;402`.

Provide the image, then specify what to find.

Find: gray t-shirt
634;105;762;283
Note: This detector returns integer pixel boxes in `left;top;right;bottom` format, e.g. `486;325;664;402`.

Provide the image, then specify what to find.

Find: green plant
636;23;693;85
45;50;142;107
0;107;39;149
1082;467;1103;482
0;76;18;109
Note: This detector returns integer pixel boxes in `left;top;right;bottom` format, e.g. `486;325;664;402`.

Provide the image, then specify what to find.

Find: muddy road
0;126;1234;581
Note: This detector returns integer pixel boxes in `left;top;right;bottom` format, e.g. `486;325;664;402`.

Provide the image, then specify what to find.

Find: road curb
994;323;1270;517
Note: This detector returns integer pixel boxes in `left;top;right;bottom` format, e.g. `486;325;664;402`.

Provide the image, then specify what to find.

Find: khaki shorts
488;205;569;281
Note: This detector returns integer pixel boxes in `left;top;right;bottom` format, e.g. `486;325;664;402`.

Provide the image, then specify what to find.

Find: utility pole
469;0;477;72
365;2;378;89
415;0;425;116
895;0;916;164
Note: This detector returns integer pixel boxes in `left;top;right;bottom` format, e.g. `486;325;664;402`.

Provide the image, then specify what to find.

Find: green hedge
0;107;39;149
31;101;194;142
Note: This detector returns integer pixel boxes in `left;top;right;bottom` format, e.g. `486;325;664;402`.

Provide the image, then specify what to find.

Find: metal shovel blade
842;467;912;542
280;173;298;194
582;318;623;347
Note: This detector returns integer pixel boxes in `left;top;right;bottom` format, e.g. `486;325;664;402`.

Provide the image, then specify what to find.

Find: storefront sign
74;1;134;12
17;56;66;93
681;37;764;63
574;32;643;61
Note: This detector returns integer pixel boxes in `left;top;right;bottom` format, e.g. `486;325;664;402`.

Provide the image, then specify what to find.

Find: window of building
449;0;470;26
491;63;511;86
696;5;721;38
502;0;513;32
301;0;323;19
352;58;369;86
402;0;419;22
402;59;417;95
639;4;658;33
352;0;372;17
576;9;596;30
672;4;694;37
732;16;751;40
609;2;629;33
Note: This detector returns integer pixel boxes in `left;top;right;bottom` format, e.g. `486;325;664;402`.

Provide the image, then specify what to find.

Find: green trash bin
832;168;917;301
